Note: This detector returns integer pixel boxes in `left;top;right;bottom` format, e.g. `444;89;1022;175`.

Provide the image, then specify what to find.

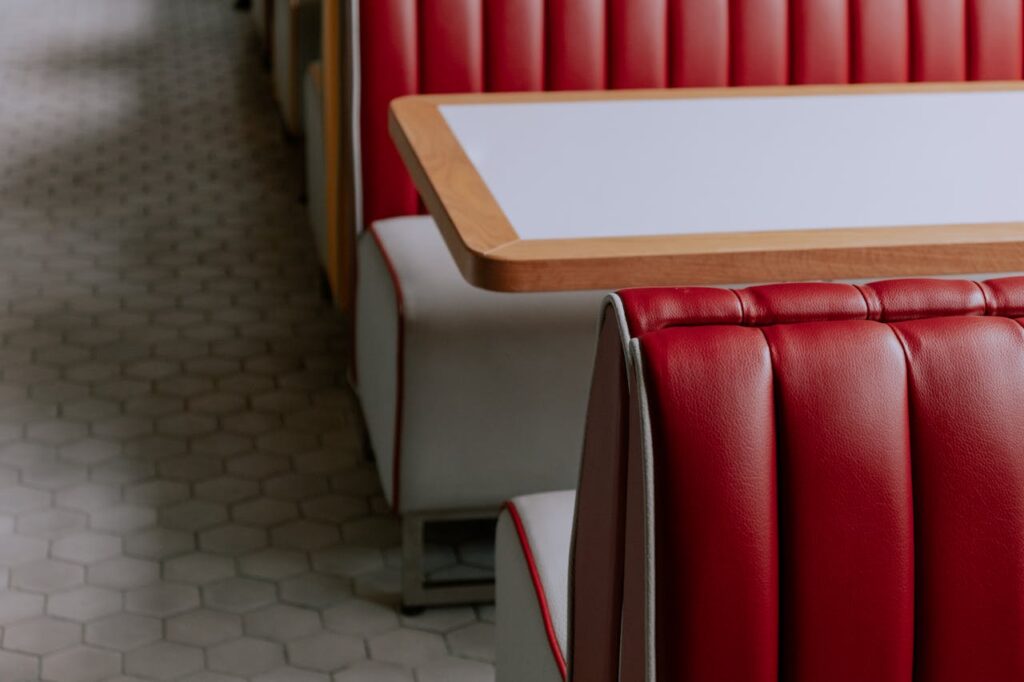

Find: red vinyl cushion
968;0;1024;80
641;323;780;680
608;0;667;88
668;0;729;86
911;0;968;81
792;0;850;84
851;0;910;83
359;0;1024;227
359;0;418;229
592;276;1024;681
729;0;789;85
485;0;545;91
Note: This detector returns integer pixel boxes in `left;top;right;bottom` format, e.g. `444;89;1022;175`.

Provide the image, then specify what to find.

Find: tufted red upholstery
572;276;1024;682
359;0;1024;228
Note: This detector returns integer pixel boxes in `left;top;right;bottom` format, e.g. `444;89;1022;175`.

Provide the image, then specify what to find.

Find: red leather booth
362;0;1024;229
500;276;1024;681
351;0;1024;607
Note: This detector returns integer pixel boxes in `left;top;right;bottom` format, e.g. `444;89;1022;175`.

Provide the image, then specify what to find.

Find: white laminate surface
440;91;1024;241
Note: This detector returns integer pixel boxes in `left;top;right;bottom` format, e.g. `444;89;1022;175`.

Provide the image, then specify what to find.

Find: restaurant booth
273;0;1024;678
4;0;1021;680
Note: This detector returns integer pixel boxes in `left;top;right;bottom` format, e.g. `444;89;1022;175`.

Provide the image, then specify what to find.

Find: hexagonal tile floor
0;1;495;680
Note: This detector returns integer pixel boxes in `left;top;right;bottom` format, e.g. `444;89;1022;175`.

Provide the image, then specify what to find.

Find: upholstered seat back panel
630;278;1024;680
793;0;850;84
851;0;909;82
640;325;779;681
419;0;483;93
359;0;418;230
359;0;1024;228
894;316;1024;681
762;320;914;680
912;0;967;81
968;0;1024;79
486;0;545;91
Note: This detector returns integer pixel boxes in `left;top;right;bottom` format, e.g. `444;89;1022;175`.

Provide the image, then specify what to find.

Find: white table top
390;83;1024;291
440;90;1024;241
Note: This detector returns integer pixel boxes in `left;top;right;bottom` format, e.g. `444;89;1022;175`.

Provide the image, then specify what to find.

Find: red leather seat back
601;277;1024;681
359;0;1024;228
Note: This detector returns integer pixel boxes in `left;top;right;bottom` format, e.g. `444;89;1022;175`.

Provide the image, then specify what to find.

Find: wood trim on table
388;98;518;282
389;80;1024;292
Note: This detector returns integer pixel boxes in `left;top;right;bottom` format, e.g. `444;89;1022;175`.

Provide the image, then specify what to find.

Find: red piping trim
367;223;406;510
506;501;568;681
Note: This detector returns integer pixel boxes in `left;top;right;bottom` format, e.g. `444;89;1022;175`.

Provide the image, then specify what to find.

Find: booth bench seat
356;216;603;514
355;217;602;605
327;0;1024;607
498;275;1024;682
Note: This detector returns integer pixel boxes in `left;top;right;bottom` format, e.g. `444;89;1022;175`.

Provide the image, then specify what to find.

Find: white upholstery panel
496;490;575;682
303;63;327;266
355;216;605;512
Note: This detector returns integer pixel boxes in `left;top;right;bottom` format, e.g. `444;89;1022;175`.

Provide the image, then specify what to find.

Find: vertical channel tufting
485;0;546;91
729;0;789;84
764;321;914;682
359;0;419;224
608;0;669;88
360;0;1024;230
910;0;967;81
609;280;1024;680
419;0;484;93
641;326;778;682
966;0;1023;80
894;316;1024;680
850;0;911;82
668;0;730;86
792;0;851;83
546;0;607;89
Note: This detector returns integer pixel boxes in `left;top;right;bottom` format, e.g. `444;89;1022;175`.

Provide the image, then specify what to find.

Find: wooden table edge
389;81;1024;292
470;224;1024;291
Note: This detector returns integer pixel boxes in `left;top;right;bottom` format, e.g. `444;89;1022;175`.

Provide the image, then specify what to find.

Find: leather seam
973;279;995;316
505;501;568;681
884;320;919;675
852;283;877;320
729;288;747;326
